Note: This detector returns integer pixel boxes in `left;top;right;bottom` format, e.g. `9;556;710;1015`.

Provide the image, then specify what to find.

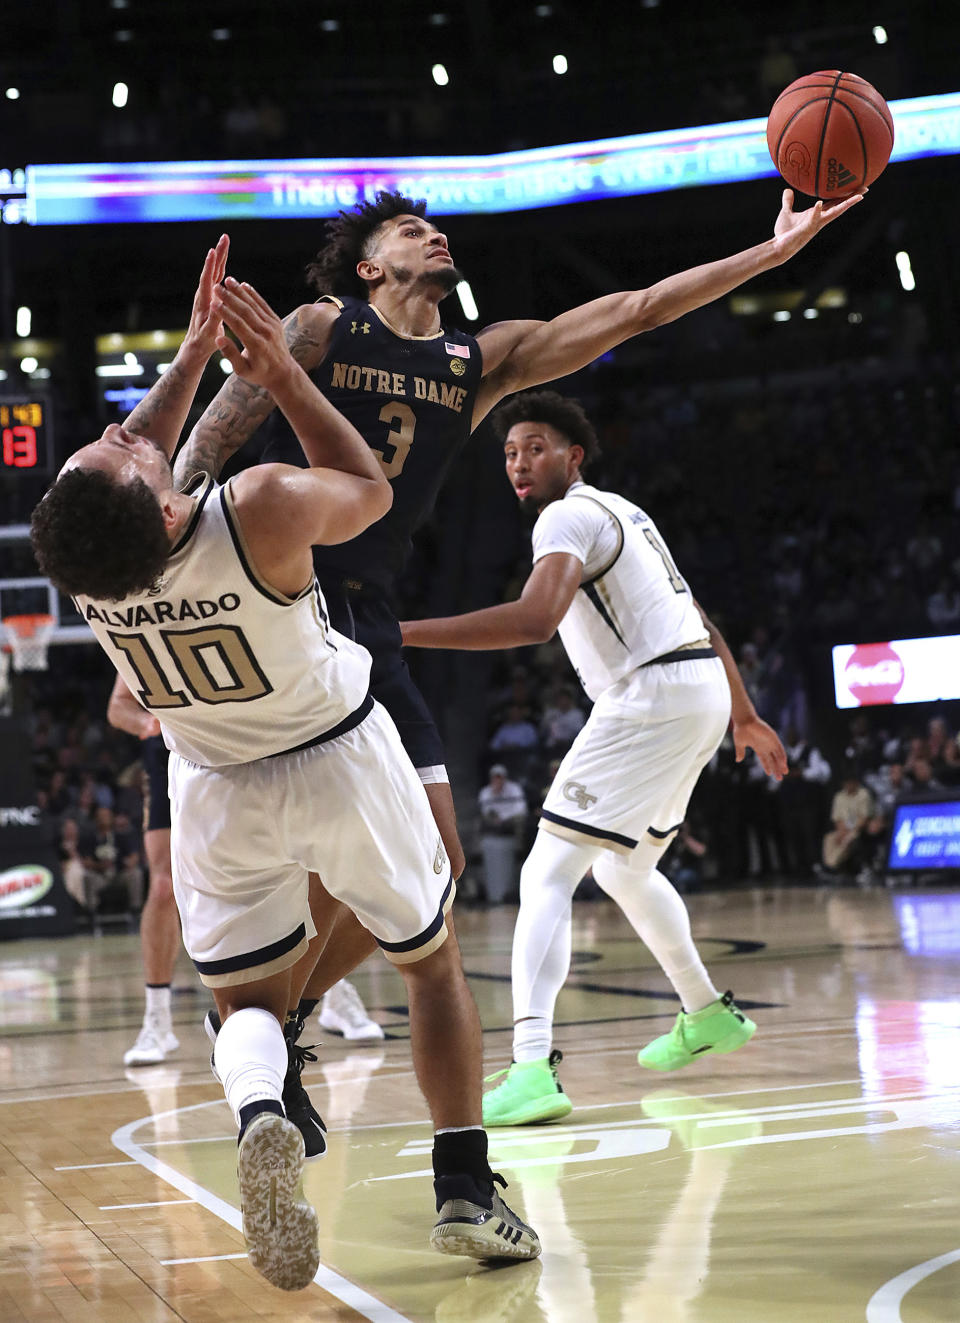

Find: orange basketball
766;71;894;200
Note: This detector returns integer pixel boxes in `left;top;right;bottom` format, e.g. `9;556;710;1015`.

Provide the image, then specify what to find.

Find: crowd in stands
23;672;147;922
8;352;960;911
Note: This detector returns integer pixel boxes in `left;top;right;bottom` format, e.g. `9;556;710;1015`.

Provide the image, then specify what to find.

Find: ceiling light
456;281;479;321
432;63;449;86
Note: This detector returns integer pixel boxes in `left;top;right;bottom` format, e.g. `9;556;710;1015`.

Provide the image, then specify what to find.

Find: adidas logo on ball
825;158;857;192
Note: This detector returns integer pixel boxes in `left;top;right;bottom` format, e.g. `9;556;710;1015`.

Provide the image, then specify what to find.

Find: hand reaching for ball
772;186;864;262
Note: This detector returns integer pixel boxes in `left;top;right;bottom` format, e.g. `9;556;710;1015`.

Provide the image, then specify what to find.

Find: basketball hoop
2;614;55;672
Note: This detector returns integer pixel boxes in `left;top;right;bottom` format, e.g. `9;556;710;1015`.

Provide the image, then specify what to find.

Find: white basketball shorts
540;656;731;857
168;700;453;987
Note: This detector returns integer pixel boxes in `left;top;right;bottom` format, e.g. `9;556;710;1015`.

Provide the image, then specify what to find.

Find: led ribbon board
23;91;960;225
832;634;960;708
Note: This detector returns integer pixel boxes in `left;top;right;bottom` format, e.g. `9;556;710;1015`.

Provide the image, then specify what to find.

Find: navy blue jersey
261;295;483;593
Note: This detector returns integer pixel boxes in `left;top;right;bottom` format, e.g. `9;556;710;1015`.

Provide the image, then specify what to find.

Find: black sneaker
283;1017;327;1161
431;1172;541;1261
202;1007;327;1160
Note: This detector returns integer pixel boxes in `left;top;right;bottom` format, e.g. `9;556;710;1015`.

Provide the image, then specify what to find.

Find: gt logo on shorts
433;838;447;874
562;780;597;811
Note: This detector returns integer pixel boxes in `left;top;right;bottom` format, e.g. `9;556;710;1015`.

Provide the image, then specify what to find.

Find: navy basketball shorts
141;734;171;834
317;577;447;778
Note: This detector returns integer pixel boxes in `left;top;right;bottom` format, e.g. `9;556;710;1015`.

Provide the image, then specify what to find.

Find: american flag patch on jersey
445;342;471;357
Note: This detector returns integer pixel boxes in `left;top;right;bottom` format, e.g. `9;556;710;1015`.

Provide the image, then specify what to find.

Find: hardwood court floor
2;885;960;1322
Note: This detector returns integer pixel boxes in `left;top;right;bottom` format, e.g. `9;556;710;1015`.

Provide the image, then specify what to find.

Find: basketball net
2;614;55;672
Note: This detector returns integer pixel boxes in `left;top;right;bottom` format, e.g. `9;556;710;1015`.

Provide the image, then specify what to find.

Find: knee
401;926;463;987
593;852;654;902
148;869;175;907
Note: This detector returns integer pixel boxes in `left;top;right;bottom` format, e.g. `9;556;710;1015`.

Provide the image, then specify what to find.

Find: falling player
31;242;540;1287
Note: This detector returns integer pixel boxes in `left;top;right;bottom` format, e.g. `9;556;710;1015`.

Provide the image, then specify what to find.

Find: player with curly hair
172;185;863;1059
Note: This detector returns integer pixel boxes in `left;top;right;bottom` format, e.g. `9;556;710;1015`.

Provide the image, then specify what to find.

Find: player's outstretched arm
401;552;582;651
473;187;863;414
695;600;787;781
123;236;230;458
106;673;161;740
172;301;338;490
216;280;391;555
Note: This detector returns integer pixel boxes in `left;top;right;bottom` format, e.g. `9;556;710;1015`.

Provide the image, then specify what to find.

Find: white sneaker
124;1021;180;1066
318;980;384;1041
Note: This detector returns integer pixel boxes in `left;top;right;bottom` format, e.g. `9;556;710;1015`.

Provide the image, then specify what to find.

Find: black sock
237;1098;284;1142
432;1128;494;1211
298;997;319;1019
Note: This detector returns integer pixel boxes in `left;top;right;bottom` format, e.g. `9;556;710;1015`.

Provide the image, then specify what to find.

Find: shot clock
0;398;51;473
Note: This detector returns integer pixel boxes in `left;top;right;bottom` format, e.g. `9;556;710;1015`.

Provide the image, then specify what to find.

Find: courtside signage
0;864;54;910
832;634;960;708
889;802;960;870
21;91;960;225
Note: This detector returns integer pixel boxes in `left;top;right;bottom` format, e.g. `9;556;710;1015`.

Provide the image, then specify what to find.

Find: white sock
512;1017;552;1064
213;1007;287;1127
144;985;171;1023
511;830;599;1062
594;853;718;1013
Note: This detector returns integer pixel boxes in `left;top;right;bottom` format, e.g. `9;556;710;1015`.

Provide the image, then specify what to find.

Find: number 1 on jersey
375;402;416;479
643;528;687;594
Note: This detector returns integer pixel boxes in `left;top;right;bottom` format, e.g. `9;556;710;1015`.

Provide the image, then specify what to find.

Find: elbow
523;614;557;645
374;479;394;518
627;290;660;335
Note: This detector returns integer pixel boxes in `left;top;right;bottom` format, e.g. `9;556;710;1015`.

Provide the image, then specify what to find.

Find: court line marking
162;1253;248;1265
100;1198;196;1209
55;1160;138;1170
866;1247;960;1321
112;1100;415;1323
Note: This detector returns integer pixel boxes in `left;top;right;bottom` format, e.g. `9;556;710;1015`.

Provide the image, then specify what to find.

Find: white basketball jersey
76;475;371;767
531;481;706;701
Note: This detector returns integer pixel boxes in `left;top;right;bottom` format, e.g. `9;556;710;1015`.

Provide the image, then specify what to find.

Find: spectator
540;686;586;756
477;765;527;904
926;574;960;628
778;726;832;876
89;805;142;914
663;819;710;893
910;757;943;795
822;767;874;878
488;703;541;777
58;816;96;913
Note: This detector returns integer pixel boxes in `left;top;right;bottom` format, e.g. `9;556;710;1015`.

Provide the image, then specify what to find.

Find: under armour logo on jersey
562;780;598;810
351;320;371;335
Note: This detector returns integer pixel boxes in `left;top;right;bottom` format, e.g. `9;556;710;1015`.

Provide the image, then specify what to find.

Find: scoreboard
0;399;51;474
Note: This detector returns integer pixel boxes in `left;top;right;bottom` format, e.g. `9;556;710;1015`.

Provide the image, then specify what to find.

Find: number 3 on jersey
375;401;416;479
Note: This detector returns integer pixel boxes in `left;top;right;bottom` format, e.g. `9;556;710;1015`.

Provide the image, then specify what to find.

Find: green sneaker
482;1049;573;1126
637;991;756;1072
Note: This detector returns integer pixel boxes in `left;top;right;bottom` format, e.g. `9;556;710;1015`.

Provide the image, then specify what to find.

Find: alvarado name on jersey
329;362;469;415
83;591;241;628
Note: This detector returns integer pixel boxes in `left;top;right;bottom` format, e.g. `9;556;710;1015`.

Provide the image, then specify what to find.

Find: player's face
60;424;173;492
367;215;463;294
504;422;583;511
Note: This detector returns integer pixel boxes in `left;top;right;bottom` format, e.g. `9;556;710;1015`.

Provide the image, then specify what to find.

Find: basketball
766;70;895;200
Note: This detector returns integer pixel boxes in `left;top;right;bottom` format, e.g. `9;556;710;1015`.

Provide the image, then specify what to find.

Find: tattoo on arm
172;379;272;489
172;307;329;490
124;358;192;446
